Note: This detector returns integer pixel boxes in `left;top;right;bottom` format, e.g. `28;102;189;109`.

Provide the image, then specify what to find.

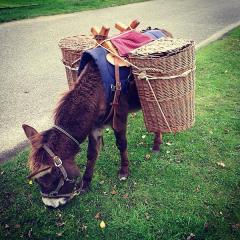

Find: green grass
0;27;240;240
0;0;149;23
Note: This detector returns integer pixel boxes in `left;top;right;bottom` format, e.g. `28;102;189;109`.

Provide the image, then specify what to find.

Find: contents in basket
130;37;193;57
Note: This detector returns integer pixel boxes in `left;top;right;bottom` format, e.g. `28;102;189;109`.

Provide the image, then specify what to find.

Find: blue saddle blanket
78;30;166;104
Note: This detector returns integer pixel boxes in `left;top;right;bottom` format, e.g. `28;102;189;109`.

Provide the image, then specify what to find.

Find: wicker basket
128;38;195;133
58;35;96;88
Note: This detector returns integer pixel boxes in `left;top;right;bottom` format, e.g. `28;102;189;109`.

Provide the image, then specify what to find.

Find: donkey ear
22;124;39;140
28;166;52;180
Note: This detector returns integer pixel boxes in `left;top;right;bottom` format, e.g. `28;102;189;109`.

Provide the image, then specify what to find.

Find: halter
40;125;83;199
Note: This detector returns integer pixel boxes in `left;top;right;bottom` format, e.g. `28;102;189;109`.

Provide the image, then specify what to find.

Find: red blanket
111;30;153;57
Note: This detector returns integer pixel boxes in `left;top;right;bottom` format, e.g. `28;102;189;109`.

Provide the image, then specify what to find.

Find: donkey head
22;124;81;208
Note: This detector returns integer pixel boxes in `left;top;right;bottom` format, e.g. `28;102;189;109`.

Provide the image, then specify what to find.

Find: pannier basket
128;38;196;133
58;35;96;88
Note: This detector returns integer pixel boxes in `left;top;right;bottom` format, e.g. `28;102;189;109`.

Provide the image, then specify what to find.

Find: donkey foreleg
152;132;163;152
114;129;129;180
81;128;102;191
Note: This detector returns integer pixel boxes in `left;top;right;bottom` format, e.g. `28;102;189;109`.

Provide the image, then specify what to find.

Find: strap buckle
53;156;62;167
111;83;121;91
116;82;121;91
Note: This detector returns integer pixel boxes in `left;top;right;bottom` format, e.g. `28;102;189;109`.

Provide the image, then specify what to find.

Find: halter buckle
53;156;62;167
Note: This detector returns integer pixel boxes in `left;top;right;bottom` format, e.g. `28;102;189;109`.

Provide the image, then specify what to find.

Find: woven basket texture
58;35;96;88
128;38;196;133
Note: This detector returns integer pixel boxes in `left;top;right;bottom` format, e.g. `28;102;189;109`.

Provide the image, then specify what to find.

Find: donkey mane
54;62;105;143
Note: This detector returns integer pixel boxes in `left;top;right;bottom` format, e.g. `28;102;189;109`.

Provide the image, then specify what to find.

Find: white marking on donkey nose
42;197;67;208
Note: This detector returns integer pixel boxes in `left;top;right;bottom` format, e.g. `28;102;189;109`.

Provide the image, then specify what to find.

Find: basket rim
58;35;96;49
128;38;195;58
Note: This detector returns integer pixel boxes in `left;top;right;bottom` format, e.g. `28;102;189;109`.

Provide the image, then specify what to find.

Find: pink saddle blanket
111;30;153;57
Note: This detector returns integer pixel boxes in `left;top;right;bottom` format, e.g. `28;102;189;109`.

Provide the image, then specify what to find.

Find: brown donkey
23;29;172;208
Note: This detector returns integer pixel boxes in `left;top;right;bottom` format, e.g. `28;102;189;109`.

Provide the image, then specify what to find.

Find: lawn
0;27;240;239
0;0;149;23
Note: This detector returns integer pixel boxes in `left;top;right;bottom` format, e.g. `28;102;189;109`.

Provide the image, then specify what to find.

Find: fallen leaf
5;224;9;229
186;233;196;240
166;150;170;154
14;224;21;229
95;212;101;219
122;193;129;199
99;180;104;185
81;224;87;231
56;232;63;237
217;162;225;168
100;221;106;229
145;154;151;160
195;185;200;192
224;128;230;133
142;135;146;139
111;190;117;195
145;213;150;220
137;141;144;146
28;180;33;185
1;171;4;175
166;142;172;146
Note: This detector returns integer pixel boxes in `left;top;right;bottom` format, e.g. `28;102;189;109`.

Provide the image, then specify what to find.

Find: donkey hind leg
114;129;129;181
152;132;163;152
81;128;102;192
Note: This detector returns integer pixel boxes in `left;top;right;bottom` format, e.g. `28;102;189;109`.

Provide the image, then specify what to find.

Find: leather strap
102;56;122;129
53;125;80;147
112;57;121;130
43;144;69;181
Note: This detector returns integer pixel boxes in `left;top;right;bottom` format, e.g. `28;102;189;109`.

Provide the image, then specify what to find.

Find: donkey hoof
118;173;129;181
152;147;160;153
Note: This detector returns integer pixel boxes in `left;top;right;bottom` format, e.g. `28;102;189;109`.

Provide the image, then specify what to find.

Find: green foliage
0;0;149;23
0;27;240;239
